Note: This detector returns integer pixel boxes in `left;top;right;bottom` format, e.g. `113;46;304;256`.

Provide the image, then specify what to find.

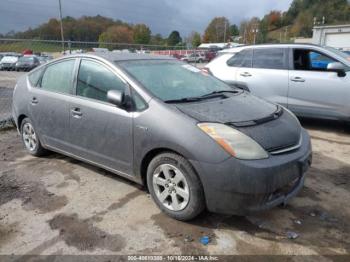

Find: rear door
29;59;77;151
235;48;289;107
68;58;134;175
288;48;350;119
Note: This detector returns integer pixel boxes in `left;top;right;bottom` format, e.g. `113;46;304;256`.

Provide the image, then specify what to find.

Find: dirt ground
0;119;349;259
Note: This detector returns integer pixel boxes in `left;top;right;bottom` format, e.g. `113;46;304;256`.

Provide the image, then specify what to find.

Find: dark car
12;53;312;221
15;56;40;71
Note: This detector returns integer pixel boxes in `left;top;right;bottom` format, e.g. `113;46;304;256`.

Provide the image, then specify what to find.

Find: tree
203;17;230;43
167;31;182;46
189;31;201;48
133;24;151;44
150;34;166;46
267;11;283;29
99;25;133;45
229;24;239;37
240;17;260;44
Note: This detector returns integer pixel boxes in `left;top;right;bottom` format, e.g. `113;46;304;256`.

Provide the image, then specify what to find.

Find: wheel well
17;114;27;130
140;148;184;189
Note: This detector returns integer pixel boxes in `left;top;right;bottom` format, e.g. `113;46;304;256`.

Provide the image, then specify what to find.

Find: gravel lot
0;70;349;258
0;118;349;257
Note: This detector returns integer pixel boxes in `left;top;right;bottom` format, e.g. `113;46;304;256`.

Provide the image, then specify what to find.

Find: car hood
175;92;278;123
176;93;301;152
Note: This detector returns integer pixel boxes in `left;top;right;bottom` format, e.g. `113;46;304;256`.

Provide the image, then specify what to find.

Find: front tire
147;152;205;221
21;118;48;156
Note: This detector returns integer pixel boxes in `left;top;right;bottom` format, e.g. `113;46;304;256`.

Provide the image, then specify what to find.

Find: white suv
206;44;350;122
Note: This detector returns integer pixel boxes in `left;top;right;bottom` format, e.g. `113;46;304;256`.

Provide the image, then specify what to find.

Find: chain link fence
0;38;209;130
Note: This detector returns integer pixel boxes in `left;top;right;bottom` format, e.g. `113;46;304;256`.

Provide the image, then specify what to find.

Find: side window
227;49;253;68
253;48;287;69
40;60;75;94
77;60;127;103
28;67;45;87
309;52;336;70
293;49;337;71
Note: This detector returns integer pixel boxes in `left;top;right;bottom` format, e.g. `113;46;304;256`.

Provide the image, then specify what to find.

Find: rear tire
20;118;48;157
147;152;205;221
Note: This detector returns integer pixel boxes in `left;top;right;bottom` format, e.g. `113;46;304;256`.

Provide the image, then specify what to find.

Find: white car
205;44;350;122
0;55;20;71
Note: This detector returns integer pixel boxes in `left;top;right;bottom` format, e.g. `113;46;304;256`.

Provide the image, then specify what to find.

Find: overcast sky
1;0;293;36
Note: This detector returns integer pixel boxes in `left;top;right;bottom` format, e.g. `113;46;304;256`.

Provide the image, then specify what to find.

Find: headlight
198;123;268;160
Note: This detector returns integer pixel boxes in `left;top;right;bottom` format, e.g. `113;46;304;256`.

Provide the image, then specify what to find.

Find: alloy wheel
152;164;190;211
22;122;37;152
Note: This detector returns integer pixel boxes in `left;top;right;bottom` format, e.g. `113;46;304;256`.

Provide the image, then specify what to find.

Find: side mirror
327;62;346;77
107;90;124;107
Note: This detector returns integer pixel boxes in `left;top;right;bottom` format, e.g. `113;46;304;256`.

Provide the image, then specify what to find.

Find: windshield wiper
200;90;240;98
164;97;203;103
164;90;241;104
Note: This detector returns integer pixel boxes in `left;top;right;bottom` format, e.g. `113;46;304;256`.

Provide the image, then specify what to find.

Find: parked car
172;53;184;60
0;55;20;71
206;44;350;122
181;53;206;63
15;55;40;71
12;53;312;221
37;55;53;65
204;50;218;62
37;56;48;65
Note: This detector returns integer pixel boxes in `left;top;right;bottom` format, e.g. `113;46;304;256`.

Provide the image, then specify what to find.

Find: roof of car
80;52;174;62
221;43;325;53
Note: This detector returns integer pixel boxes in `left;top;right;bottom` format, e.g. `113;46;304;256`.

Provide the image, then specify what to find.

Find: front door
29;59;76;151
68;58;133;175
288;48;350;119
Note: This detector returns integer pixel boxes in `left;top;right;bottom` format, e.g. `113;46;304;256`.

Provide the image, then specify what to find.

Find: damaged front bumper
190;128;312;215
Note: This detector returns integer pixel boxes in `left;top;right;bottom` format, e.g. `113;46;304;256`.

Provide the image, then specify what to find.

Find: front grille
269;135;302;155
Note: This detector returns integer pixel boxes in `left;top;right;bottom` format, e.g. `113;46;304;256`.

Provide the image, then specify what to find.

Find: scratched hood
176;92;301;151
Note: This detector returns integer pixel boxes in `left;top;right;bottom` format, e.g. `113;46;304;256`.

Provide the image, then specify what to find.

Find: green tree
229;24;239;37
167;31;182;46
191;32;201;48
203;17;230;42
150;34;166;46
133;24;151;44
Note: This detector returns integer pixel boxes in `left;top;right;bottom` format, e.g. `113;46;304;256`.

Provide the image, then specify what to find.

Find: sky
0;0;293;37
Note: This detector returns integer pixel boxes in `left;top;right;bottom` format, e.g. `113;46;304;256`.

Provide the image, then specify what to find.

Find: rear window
226;49;252;68
252;48;288;70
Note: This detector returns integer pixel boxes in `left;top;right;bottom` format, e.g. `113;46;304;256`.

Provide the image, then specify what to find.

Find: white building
312;24;350;50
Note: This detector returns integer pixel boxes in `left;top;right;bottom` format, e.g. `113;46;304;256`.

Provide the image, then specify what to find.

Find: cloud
0;0;292;36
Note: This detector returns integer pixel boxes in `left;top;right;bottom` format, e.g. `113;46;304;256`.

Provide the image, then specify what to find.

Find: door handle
31;97;38;105
71;107;82;118
240;72;252;77
291;77;305;82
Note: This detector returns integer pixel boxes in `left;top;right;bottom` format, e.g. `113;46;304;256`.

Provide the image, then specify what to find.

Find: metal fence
0;38;206;130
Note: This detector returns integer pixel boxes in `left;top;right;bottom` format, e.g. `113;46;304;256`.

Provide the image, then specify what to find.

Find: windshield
1;56;18;63
19;57;34;62
325;46;350;61
118;60;233;101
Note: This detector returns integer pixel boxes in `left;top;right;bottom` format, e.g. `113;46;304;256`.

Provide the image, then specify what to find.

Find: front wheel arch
140;148;186;189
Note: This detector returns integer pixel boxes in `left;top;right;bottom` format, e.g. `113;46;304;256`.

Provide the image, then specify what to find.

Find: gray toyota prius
12;53;312;221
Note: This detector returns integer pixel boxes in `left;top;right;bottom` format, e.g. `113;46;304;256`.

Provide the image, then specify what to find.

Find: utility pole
223;21;227;43
58;0;65;52
252;24;259;44
284;26;288;42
